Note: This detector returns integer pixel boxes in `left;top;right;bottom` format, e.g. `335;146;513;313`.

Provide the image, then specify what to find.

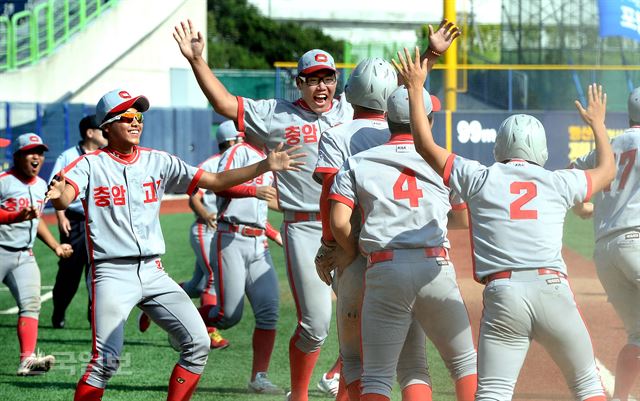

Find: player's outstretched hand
18;206;39;222
393;47;429;90
266;143;306;172
256;186;277;201
46;172;66;200
55;243;73;259
173;19;205;62
575;83;607;128
427;19;462;56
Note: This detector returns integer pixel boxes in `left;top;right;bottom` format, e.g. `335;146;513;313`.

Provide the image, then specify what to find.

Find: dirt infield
448;229;631;400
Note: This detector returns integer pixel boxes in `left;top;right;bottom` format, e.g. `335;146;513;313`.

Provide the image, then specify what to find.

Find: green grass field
0;211;469;401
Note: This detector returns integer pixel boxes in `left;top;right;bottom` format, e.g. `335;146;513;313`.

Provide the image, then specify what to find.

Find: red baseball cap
13;133;48;154
297;49;336;76
96;89;150;127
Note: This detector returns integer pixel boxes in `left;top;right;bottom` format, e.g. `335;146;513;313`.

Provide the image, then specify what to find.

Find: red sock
167;364;201;401
251;328;276;380
74;380;104;401
326;356;342;378
401;383;432;401
17;316;38;361
336;372;349;401
347;379;361;401
583;397;606;401
289;337;320;401
361;393;390;401
198;304;215;325
200;293;216;307
455;374;477;401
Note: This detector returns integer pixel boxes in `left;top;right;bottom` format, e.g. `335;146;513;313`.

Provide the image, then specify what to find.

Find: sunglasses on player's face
101;111;144;127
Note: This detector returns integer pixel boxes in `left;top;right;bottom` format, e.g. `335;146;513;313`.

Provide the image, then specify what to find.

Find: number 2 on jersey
510;181;537;219
393;168;423;207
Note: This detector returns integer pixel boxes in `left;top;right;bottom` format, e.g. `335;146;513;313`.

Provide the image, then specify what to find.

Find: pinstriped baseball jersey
0;170;47;249
314;115;390;182
572;127;640;240
50;144;85;215
197;154;222;215
444;155;592;281
216;142;274;229
329;135;463;254
237;96;353;211
63;147;203;261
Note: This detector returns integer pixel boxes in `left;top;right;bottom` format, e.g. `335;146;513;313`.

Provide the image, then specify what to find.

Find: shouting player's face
297;70;337;113
103;107;143;152
15;148;45;178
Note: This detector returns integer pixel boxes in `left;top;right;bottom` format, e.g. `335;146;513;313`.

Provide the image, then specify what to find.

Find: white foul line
0;291;53;315
596;357;614;397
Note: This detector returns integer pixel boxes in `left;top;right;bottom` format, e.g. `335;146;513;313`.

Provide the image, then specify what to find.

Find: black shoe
51;315;65;329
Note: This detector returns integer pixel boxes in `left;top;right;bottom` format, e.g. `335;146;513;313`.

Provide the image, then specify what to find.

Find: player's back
315;117;390;179
447;158;590;278
335;137;452;254
592;128;640;239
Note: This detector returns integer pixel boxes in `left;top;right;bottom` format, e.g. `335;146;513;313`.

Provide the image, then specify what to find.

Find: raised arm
393;47;451;177
197;144;305;192
422;19;461;72
574;84;616;193
173;19;238;120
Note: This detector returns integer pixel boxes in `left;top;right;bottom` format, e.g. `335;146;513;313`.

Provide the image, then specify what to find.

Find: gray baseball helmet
345;57;398;112
216;120;238;144
386;85;433;124
628;86;640;122
494;114;548;166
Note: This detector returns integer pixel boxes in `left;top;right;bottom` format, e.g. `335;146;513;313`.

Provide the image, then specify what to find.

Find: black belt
0;244;31;252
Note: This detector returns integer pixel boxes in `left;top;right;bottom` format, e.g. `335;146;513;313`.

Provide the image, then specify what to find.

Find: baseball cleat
137;311;151;333
284;391;291;401
208;327;229;349
248;372;282;394
17;351;55;376
317;372;340;397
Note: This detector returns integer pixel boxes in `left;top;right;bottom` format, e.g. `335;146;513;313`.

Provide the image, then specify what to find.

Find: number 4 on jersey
393;168;423;207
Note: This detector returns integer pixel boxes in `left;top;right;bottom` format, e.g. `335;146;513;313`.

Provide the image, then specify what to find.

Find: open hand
173;19;205;63
46;173;66;200
575;83;607;128
427;19;462;56
266;143;306;172
393;47;429;90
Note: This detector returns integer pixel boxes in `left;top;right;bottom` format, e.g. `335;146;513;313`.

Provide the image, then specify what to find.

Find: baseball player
0;133;73;375
314;21;462;401
570;87;640;401
328;86;477;401
174;20;352;401
395;47;613;401
45;88;304;401
198;132;283;394
137;120;241;349
50;115;107;329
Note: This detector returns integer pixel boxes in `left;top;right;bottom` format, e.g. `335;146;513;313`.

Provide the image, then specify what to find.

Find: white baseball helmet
345;57;398;112
493;114;548;166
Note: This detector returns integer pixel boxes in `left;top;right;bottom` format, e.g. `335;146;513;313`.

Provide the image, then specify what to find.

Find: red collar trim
354;110;385;120
8;169;38;185
387;133;414;144
103;146;140;165
294;98;334;113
